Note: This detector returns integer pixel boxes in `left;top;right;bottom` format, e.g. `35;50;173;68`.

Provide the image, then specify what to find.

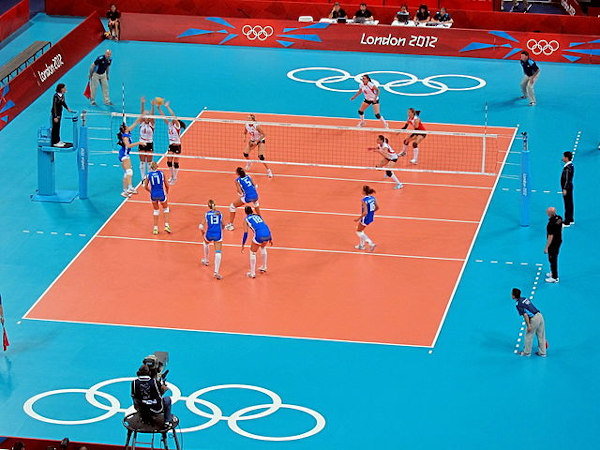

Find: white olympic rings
526;39;560;56
287;67;486;97
242;25;274;41
23;378;326;442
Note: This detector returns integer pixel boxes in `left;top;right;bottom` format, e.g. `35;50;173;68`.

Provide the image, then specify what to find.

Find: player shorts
139;142;154;152
385;156;399;163
253;234;272;245
242;196;259;205
360;216;374;226
364;99;380;105
204;233;223;243
410;132;427;139
119;151;130;162
151;194;167;203
168;144;182;154
250;139;266;146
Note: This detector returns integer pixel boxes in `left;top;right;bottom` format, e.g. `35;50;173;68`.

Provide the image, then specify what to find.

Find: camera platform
123;412;180;450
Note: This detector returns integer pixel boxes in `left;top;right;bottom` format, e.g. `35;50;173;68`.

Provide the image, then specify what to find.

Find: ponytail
363;185;376;195
116;123;127;146
178;119;187;130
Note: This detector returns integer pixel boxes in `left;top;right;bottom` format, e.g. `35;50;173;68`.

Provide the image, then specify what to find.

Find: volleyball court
24;110;516;347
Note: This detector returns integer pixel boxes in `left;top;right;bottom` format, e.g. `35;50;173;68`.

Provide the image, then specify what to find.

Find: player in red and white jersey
401;108;426;164
350;75;388;128
138;97;155;182
158;101;186;185
243;114;273;178
368;135;403;189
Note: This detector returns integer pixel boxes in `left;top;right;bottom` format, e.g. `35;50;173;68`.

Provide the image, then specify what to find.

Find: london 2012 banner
120;13;600;65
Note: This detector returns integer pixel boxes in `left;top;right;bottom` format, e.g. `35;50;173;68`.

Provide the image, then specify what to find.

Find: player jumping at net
225;167;260;231
368;135;403;189
117;117;142;198
199;199;224;280
354;185;379;252
243;114;273;178
350;74;388;129
401;108;426;165
144;161;171;235
157;101;186;185
138;97;155;183
241;206;273;279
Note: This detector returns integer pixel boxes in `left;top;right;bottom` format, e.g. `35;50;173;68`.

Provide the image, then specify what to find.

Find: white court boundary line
22;108;207;320
429;125;519;347
96;235;466;262
127;200;480;224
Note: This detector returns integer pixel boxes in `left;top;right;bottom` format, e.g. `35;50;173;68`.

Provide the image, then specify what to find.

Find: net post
78;111;89;200
520;132;530;227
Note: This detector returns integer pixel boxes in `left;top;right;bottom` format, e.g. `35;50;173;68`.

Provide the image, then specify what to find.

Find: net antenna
121;82;126;124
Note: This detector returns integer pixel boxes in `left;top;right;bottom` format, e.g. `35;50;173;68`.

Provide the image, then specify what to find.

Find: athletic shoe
225;223;234;231
90;101;97;106
562;223;570;228
120;191;131;198
399;151;407;157
259;267;267;273
168;178;175;185
152;227;158;235
518;351;531;357
214;273;222;280
394;183;404;189
545;277;559;283
105;101;114;106
164;225;171;233
368;243;377;252
410;159;418;164
127;188;138;195
246;272;256;279
546;272;553;278
520;95;527;99
529;102;536;106
570;221;575;225
201;259;209;266
535;351;547;357
53;141;66;148
267;169;273;178
355;244;365;250
245;161;252;170
171;178;177;185
382;120;389;129
357;120;365;127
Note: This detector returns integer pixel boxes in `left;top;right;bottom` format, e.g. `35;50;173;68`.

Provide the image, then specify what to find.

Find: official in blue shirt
512;288;546;357
519;50;539;106
88;49;113;106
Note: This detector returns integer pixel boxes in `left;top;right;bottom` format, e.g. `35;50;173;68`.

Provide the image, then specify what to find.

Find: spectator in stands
519;50;539;106
511;0;531;13
107;4;121;40
11;442;25;450
414;5;431;24
329;2;347;21
89;49;113;106
432;7;453;25
51;83;74;148
353;3;374;23
394;5;411;24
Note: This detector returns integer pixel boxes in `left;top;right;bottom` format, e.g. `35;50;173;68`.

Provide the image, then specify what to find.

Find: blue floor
1;15;600;449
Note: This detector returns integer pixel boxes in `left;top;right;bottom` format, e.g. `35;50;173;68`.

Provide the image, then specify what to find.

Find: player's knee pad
174;162;179;169
243;153;249;158
386;170;392;177
258;154;265;161
375;114;381;119
403;139;409;145
229;203;236;212
125;168;133;177
153;209;160;216
163;207;170;213
167;161;173;167
358;110;364;116
412;142;418;148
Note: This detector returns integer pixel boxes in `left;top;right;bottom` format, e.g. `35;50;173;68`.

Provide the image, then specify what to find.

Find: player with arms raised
117;118;142;198
225;167;260;231
157;100;186;185
351;75;388;128
243;114;273;178
354;185;378;252
401;108;426;165
138;97;155;183
144;161;171;235
199;199;224;280
241;206;272;279
368;135;403;189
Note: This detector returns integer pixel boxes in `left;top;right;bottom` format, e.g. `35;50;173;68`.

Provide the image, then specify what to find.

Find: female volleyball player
243;114;273;178
368;135;403;189
158;101;186;185
138;97;155;183
401;108;426;165
199;199;224;280
117;117;142;198
241;206;272;278
350;74;388;128
225;167;260;231
354;185;378;252
144;161;171;235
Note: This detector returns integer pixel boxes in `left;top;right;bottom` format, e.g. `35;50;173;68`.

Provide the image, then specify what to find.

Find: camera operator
131;364;173;427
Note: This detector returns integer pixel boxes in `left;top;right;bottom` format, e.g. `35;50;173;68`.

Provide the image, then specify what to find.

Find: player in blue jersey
144;161;171;235
225;167;260;231
117;118;142;198
354;185;378;252
241;206;272;278
199;199;224;280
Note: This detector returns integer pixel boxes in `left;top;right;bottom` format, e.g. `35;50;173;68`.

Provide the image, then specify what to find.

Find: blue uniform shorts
205;233;223;242
253;234;271;245
361;215;374;226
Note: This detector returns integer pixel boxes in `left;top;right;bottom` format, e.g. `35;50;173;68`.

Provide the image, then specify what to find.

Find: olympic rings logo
526;39;560;56
23;378;326;442
287;67;486;97
242;25;274;41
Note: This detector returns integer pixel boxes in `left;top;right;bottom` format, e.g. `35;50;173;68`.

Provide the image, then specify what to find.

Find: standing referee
561;151;574;227
89;49;113;106
544;207;562;283
51;83;73;147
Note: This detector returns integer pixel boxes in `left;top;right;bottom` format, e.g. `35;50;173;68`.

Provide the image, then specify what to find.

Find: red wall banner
120;13;600;64
0;0;29;42
0;13;105;129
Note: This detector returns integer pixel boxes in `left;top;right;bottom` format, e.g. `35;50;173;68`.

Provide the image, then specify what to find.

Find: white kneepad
229;203;236;212
125;168;133;177
153;209;160;216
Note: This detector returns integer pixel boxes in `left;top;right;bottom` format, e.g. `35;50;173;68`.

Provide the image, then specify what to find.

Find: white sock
413;148;419;160
389;172;400;184
356;231;365;246
174;168;179;178
249;252;257;274
203;242;209;261
260;247;267;269
214;251;222;273
128;183;133;190
169;166;175;178
379;116;386;124
139;162;146;179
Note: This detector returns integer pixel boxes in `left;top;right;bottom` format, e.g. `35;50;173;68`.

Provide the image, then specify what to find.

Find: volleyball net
105;111;511;176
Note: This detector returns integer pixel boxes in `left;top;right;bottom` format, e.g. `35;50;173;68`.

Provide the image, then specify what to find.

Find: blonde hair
150;161;158;170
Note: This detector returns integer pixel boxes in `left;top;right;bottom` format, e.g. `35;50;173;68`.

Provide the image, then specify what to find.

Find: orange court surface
25;111;516;347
